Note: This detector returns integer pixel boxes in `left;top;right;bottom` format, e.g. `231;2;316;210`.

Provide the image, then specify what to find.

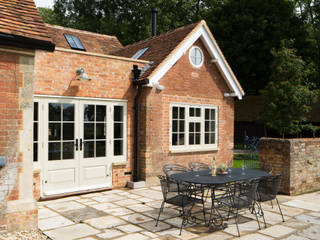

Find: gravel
0;229;49;240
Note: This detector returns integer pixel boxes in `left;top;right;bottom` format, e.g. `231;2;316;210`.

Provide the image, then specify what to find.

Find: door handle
80;139;83;151
75;139;78;151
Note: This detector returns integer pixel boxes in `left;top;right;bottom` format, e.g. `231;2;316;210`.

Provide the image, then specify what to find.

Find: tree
38;7;61;25
261;40;319;138
202;0;311;94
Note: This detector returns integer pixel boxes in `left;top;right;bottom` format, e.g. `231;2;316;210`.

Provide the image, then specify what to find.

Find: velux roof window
132;47;149;59
64;34;86;51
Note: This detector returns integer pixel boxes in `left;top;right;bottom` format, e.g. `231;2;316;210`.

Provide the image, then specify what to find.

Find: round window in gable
189;46;204;67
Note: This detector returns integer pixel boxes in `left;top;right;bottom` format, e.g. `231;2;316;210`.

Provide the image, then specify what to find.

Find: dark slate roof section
0;0;55;51
111;22;200;79
46;24;123;55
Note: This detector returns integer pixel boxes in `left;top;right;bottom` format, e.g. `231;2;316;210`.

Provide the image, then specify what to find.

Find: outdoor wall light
76;68;91;82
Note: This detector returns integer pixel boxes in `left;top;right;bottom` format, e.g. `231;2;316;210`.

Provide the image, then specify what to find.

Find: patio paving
38;187;320;240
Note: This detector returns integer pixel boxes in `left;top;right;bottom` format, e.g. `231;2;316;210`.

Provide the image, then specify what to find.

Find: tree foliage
261;40;319;137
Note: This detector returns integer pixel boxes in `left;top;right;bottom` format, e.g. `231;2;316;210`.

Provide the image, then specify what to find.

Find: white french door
35;97;127;196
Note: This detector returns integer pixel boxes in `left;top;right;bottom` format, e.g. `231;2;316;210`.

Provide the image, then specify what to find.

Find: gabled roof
112;22;199;79
112;20;244;99
0;0;54;51
46;24;123;55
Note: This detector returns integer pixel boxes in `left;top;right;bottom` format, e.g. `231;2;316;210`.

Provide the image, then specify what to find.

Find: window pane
84;123;94;139
96;123;106;139
210;121;215;132
210;133;215;144
34;102;38;121
172;107;178;119
63;123;74;140
84;105;95;121
114;140;123;156
172;120;178;132
114;123;123;139
179;134;184;145
96;105;106;121
63;142;74;159
172;134;178;145
196;123;200;132
179;108;185;119
33;143;38;162
189;122;194;132
96;141;106;157
34;122;38;140
195;133;200;144
189;133;194;145
211;109;215;120
205;121;209;132
179;120;184;132
196;108;201;117
63;104;74;121
205;133;209;144
49;142;61;160
49;103;61;121
49;123;61;141
84;141;94;158
205;109;209;119
114;106;123;121
189;108;194;117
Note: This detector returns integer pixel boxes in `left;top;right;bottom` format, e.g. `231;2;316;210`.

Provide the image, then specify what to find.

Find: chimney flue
151;7;158;37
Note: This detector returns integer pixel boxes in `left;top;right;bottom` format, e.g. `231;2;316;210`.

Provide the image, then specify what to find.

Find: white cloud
34;0;54;9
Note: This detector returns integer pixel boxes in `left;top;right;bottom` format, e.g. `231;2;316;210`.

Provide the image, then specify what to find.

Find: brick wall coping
260;137;320;143
55;47;150;64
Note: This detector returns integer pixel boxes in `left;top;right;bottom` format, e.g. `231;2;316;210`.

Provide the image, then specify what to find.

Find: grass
233;153;259;169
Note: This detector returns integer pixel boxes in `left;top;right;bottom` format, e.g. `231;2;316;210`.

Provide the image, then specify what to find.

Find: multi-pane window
48;103;75;160
34;102;38;162
83;104;107;158
114;106;124;156
171;104;218;151
189;46;204;67
171;106;185;146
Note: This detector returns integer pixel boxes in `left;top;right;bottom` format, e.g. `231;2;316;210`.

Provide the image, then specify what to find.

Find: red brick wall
139;40;235;184
34;50;145;188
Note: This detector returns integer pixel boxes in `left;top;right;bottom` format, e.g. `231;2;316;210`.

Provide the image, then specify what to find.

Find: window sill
113;161;127;166
169;147;219;153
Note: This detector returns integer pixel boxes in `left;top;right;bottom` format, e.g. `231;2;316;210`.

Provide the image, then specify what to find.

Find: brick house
0;0;244;231
0;0;54;231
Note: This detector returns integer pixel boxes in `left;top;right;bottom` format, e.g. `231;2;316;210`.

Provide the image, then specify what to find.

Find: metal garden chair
189;162;210;171
162;164;188;192
156;175;198;235
215;179;261;237
257;174;284;223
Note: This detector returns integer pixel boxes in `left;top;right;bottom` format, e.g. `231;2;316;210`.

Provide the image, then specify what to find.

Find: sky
34;0;54;8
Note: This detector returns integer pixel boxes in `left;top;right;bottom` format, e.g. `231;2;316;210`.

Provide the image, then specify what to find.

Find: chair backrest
234;179;259;207
189;162;210;171
261;174;282;198
158;175;169;200
163;164;188;176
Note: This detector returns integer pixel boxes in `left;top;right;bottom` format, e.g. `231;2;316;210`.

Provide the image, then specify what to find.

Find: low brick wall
259;138;320;195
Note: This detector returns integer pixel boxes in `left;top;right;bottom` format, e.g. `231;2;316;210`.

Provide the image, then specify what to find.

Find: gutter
0;33;55;52
132;65;149;182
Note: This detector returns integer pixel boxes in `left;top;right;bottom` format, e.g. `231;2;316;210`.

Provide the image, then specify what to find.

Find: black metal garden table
170;168;270;229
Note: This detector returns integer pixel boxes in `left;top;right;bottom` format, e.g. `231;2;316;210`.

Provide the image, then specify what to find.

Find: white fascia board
149;25;243;100
148;27;202;86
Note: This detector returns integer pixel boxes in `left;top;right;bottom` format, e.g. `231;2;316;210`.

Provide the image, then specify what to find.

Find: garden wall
259;138;320;195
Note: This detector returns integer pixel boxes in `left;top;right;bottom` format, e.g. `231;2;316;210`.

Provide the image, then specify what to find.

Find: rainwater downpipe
132;65;149;182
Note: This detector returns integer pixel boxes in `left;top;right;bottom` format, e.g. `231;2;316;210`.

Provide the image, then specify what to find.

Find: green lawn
233;153;259;169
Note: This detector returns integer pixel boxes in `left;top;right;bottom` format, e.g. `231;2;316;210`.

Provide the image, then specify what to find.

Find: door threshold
39;186;113;201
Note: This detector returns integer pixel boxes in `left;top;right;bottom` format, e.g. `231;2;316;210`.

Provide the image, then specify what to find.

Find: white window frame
170;103;218;153
189;46;204;68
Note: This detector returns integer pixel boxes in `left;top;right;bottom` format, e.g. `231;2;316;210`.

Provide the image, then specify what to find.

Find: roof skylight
132;47;149;59
64;34;85;51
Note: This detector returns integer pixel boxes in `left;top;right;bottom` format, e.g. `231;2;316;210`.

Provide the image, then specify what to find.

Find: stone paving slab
44;223;100;240
38;188;320;240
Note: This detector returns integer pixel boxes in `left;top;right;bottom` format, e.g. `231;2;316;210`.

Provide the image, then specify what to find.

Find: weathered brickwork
34;49;146;190
0;50;37;231
259;137;320;195
139;40;235;185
